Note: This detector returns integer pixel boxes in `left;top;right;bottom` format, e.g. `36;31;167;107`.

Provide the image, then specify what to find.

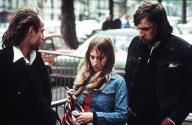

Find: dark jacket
102;20;113;30
124;34;192;125
0;46;59;125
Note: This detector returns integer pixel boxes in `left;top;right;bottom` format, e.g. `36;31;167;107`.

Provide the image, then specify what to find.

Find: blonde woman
72;36;128;125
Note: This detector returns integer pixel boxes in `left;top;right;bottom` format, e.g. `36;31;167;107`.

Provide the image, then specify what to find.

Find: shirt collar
13;46;36;65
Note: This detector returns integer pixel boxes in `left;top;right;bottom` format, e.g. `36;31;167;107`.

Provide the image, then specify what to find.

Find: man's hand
161;118;174;125
128;107;136;117
73;112;93;124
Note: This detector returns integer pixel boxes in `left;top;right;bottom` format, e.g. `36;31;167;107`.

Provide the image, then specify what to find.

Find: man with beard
0;7;60;125
124;1;192;125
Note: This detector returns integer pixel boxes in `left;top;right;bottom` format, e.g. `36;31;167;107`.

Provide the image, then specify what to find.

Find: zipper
147;41;161;64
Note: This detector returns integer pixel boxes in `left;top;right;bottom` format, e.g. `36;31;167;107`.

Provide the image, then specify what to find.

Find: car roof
94;28;138;36
74;28;138;57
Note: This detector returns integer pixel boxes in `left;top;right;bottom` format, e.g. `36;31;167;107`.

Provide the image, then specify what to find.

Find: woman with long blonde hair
71;36;128;125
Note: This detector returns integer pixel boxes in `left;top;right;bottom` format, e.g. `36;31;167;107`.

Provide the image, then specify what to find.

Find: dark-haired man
0;7;60;125
124;1;192;125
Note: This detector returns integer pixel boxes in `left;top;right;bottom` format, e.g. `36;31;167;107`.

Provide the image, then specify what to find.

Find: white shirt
13;46;36;65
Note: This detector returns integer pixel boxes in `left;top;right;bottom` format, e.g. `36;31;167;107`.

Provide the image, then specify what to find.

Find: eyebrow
90;54;105;59
137;26;152;31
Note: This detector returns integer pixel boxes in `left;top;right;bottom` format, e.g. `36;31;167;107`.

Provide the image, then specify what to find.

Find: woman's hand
73;112;93;124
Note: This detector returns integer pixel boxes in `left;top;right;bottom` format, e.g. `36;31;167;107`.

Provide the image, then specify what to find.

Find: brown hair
134;1;173;41
2;7;41;48
74;36;115;95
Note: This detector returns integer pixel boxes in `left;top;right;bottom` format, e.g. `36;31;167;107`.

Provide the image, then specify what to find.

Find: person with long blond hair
71;36;128;125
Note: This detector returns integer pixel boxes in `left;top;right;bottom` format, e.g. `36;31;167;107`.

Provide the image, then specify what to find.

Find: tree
61;0;78;49
182;0;187;23
109;0;114;19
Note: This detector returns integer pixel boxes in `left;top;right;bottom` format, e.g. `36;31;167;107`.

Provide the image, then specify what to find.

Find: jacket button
141;83;145;86
137;101;140;105
17;91;21;95
130;83;133;86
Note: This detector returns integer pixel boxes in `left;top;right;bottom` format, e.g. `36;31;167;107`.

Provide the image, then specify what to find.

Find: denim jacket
77;72;128;125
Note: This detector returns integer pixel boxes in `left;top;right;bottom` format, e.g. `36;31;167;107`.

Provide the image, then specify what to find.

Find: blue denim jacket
77;72;128;125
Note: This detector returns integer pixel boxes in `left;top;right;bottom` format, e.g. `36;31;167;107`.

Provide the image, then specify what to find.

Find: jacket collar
162;34;176;51
13;46;36;65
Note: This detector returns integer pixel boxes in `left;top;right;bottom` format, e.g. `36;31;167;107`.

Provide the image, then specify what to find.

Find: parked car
39;34;73;66
50;27;191;85
53;28;139;76
76;20;102;43
41;29;192;123
177;22;192;34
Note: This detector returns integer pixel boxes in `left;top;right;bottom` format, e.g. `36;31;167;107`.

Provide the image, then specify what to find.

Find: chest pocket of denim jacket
99;86;115;102
92;86;115;111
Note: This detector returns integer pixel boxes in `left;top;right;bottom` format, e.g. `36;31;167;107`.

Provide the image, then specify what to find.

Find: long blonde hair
74;36;115;95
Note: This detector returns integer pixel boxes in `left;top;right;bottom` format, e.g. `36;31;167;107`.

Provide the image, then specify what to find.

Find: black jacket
124;34;192;125
0;46;59;125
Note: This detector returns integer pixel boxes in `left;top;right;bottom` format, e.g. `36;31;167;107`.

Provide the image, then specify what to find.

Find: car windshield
177;23;192;34
74;28;138;57
40;35;71;51
52;37;69;50
53;28;138;74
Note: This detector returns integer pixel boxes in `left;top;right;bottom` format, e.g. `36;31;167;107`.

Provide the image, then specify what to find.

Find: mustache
140;37;147;42
139;36;152;44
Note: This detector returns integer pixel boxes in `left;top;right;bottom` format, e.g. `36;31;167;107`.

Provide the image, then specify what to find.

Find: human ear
28;26;35;36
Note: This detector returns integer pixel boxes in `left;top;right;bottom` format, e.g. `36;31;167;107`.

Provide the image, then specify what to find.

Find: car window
177;24;192;34
75;28;138;56
40;35;72;51
41;39;54;50
53;28;138;75
52;37;69;50
113;35;132;52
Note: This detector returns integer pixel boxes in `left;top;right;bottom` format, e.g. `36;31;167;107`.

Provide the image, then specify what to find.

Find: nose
93;58;99;67
42;34;45;40
139;30;145;37
42;33;45;40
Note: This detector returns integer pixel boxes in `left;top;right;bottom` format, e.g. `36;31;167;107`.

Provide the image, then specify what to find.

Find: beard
30;41;41;51
140;36;152;44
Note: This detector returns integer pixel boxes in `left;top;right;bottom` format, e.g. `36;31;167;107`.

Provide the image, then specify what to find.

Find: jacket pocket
91;87;115;111
157;61;183;86
126;56;141;90
98;86;115;102
127;56;140;74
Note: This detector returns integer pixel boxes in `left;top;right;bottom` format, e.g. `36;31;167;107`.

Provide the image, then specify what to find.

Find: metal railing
39;50;192;122
39;50;82;117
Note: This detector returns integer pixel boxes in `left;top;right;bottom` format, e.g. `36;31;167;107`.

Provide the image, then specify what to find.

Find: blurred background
0;1;192;123
0;0;192;48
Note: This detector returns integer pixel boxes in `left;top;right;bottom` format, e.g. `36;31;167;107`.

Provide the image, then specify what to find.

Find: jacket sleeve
95;77;128;125
168;45;192;125
124;36;139;91
124;37;134;84
34;52;61;125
